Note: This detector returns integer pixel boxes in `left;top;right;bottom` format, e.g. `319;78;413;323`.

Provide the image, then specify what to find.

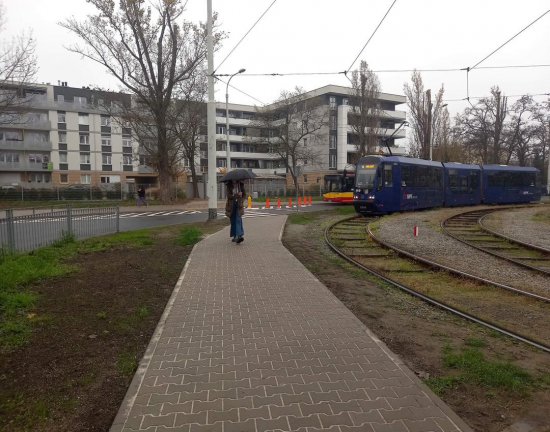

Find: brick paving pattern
111;215;472;432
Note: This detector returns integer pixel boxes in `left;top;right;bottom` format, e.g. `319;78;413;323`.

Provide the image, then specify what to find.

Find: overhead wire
215;77;266;106
470;9;550;70
345;0;398;74
214;0;278;74
462;8;550;103
215;64;550;78
444;92;550;103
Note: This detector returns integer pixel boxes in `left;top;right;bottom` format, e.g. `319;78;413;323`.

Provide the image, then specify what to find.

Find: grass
287;212;318;225
0;228;159;351
176;226;203;246
531;209;550;225
117;351;139;377
426;343;534;396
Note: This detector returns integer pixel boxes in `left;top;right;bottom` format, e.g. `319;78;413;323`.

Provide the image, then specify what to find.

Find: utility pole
206;0;217;219
426;89;433;161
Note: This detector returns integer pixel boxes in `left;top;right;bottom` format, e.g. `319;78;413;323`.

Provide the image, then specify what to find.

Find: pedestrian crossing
121;209;283;219
120;210;201;218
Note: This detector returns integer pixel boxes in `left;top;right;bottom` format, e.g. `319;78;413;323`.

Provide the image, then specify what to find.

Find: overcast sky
3;0;550;116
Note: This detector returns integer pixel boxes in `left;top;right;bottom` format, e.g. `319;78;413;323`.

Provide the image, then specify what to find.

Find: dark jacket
225;183;245;217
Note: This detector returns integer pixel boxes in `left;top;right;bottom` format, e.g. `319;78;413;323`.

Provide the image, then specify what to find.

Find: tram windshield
355;164;377;189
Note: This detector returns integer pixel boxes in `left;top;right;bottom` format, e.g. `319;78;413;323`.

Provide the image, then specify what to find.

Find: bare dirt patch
283;212;550;432
0;220;227;432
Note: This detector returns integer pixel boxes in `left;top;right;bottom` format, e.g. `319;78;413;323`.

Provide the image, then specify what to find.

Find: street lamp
225;68;246;170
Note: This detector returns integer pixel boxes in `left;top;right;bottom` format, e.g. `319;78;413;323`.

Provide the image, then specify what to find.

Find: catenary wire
470;9;550;70
214;0;278;74
215;77;266;106
345;0;398;74
215;64;550;78
444;93;550;103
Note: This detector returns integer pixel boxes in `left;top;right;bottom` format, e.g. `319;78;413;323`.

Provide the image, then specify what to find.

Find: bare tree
532;99;550;192
60;0;222;202
348;60;380;159
0;1;38;123
403;71;446;160
253;87;327;195
454;87;508;164
502;95;536;165
168;70;207;198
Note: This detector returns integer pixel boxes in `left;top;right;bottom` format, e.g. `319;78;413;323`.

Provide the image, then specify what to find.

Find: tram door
378;163;398;212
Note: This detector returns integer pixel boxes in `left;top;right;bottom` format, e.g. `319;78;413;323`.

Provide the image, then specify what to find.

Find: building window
57;111;66;123
57;95;65;103
0;152;19;163
216;125;226;134
329;96;337;109
79;134;89;145
78;113;89;125
329;154;336;169
80;153;91;164
122;138;132;147
329;135;336;149
330;115;337;130
343;98;349;105
100;176;111;183
123;155;133;165
80;174;91;184
101;135;111;146
74;96;87;106
58;132;67;143
102;154;112;165
60;174;68;183
303;138;308;147
59;152;68;163
101;115;111;126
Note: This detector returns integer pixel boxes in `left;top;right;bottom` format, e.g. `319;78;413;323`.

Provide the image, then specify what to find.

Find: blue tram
353;155;541;215
481;165;540;204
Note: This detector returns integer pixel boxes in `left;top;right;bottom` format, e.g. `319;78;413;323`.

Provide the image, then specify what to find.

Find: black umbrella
219;168;257;183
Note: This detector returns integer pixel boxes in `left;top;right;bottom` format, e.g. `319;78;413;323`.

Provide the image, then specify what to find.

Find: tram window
383;164;393;187
376;168;383;190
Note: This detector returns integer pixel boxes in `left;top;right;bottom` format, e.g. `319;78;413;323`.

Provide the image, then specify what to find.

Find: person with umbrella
220;169;257;244
225;180;245;243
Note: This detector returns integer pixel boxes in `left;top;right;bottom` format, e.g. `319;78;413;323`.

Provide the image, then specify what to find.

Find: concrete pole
427;89;433;161
206;0;217;219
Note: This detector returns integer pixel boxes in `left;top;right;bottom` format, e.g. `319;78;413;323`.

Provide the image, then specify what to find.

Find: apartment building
206;85;406;179
0;82;406;193
0;82;150;192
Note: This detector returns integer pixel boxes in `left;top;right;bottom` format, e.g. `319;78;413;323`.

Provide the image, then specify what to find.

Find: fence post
67;205;73;237
116;207;120;233
6;209;15;253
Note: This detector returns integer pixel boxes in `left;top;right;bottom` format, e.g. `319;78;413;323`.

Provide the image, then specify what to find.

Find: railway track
442;207;550;276
326;216;550;353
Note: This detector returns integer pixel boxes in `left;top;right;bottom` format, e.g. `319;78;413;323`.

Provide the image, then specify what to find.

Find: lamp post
225;68;246;170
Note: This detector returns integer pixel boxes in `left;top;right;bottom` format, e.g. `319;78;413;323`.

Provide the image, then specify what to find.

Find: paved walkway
110;215;473;432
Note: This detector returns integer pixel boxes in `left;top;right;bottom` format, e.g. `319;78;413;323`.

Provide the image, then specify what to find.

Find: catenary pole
206;0;217;219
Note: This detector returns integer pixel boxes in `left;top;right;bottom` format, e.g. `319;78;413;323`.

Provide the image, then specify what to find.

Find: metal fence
0;207;120;253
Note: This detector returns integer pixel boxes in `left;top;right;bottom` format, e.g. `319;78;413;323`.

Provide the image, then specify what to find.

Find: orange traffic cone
265;198;270;209
277;198;281;209
287;197;292;208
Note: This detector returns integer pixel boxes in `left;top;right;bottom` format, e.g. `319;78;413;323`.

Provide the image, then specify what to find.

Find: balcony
11;120;52;130
215;116;253;126
0;161;50;172
0;139;52;152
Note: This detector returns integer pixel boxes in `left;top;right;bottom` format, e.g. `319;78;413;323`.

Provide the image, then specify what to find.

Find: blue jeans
230;200;244;238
